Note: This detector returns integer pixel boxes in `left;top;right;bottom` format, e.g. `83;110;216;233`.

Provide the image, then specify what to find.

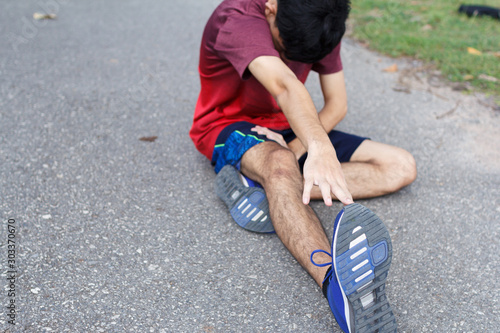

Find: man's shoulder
200;0;279;79
214;0;266;17
206;0;267;36
203;0;275;58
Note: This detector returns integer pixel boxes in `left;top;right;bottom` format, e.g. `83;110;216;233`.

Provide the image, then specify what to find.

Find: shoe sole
215;165;274;233
333;203;397;333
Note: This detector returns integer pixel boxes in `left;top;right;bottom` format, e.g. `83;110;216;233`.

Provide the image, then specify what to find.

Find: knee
401;150;418;186
386;149;417;191
262;148;302;185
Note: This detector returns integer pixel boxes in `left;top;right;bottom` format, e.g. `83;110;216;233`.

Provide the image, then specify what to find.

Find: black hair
276;0;351;63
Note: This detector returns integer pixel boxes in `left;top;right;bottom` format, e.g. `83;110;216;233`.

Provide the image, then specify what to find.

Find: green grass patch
349;0;500;97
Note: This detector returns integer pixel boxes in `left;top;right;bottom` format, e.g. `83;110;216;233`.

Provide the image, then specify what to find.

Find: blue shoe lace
310;249;333;268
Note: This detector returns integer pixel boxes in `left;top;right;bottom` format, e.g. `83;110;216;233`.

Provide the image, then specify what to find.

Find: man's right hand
302;141;353;206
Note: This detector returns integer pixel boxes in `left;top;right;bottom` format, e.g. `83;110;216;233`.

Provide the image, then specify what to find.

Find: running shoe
311;203;397;332
215;165;274;233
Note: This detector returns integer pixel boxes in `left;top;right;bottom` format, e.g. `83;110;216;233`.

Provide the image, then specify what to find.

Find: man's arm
248;56;353;206
287;71;348;159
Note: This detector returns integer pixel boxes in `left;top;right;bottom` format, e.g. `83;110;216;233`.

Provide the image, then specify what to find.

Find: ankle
321;266;332;298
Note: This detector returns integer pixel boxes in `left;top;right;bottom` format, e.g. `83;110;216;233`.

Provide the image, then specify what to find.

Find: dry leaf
463;75;474;81
383;64;398;73
392;86;411;94
421;24;433;31
478;74;498;83
490;52;500;58
33;12;57;20
139;136;158;142
467;47;482;56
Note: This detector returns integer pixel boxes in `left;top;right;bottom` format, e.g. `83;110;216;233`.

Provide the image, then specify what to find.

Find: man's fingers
316;177;353;206
251;126;287;148
251;126;264;134
302;178;314;205
329;180;354;205
335;190;354;206
319;182;333;206
251;125;268;135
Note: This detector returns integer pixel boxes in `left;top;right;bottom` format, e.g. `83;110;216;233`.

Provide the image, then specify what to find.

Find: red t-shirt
189;0;343;160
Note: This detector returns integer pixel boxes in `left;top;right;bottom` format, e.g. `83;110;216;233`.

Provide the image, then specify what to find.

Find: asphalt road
1;0;499;332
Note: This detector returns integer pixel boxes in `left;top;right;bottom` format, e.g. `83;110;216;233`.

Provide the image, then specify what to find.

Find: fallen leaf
463;75;474;81
383;64;398;73
139;136;158;142
478;74;498;83
467;47;482;55
33;12;57;20
421;24;433;31
392;86;411;94
490;51;500;58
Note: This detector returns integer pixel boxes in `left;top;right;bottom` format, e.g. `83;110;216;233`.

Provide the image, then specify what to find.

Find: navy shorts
211;121;368;173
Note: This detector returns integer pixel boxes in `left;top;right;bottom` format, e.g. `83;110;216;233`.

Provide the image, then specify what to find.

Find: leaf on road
33;12;57;20
383;64;398;72
467;47;482;55
392;86;411;94
139;136;158;142
463;74;474;81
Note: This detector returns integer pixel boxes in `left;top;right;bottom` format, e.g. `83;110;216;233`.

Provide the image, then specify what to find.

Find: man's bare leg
235;138;403;332
240;141;332;287
308;140;417;200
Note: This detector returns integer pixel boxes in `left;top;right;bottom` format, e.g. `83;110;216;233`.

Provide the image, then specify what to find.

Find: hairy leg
240;141;331;287
309;140;417;200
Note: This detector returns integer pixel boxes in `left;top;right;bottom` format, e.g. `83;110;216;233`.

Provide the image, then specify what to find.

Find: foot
311;203;397;332
215;165;274;233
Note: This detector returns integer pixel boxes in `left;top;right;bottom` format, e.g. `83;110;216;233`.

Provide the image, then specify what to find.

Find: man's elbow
339;103;348;120
325;99;348;120
274;73;304;102
330;102;347;122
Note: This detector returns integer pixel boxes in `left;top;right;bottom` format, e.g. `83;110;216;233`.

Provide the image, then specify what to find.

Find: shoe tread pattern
335;204;397;333
215;166;273;233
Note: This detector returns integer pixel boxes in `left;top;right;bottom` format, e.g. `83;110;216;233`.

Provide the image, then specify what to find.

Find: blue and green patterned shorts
212;121;368;174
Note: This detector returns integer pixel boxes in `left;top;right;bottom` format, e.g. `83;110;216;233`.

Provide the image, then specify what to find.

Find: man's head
265;0;351;63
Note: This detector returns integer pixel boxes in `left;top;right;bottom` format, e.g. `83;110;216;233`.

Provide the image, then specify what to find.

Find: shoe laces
310;249;332;267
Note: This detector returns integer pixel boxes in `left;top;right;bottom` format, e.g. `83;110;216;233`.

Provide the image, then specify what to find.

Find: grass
348;0;500;98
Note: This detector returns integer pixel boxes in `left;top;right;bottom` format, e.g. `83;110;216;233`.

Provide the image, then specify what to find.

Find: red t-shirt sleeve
312;42;343;75
213;15;280;80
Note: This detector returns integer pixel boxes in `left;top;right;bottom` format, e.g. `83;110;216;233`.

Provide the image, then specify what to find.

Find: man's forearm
248;56;353;205
275;78;333;154
248;56;341;152
318;101;347;133
288;102;347;159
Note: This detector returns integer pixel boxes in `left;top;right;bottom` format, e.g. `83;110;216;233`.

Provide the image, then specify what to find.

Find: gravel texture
1;0;499;332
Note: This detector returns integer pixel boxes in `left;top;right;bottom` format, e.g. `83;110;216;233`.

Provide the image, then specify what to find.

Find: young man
190;0;416;331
